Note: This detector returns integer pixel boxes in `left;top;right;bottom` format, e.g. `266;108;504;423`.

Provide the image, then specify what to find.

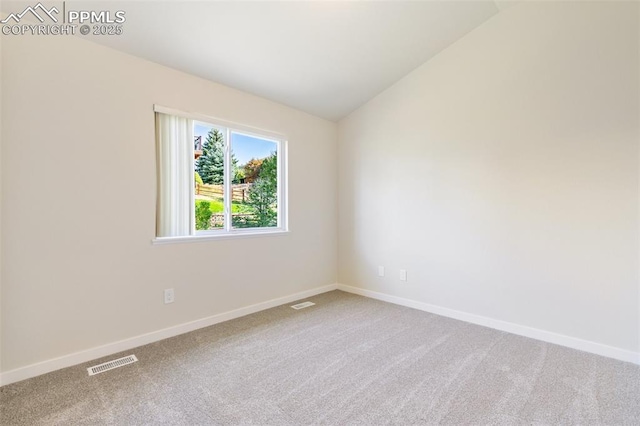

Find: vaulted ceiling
35;1;507;120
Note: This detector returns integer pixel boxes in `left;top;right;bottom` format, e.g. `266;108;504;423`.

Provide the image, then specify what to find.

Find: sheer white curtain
156;112;193;237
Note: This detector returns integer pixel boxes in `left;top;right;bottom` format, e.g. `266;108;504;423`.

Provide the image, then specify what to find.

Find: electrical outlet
399;269;407;281
164;288;175;304
378;266;385;277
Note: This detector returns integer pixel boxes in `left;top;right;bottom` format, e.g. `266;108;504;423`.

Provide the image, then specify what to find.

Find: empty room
1;0;639;424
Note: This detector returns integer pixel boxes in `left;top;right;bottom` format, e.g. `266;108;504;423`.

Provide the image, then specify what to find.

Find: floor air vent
88;355;138;376
291;301;315;310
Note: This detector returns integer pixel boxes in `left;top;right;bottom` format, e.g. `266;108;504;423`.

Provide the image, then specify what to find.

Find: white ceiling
59;1;502;120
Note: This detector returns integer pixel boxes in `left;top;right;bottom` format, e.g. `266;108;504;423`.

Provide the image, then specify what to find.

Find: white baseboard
3;282;636;387
0;283;338;387
337;284;640;365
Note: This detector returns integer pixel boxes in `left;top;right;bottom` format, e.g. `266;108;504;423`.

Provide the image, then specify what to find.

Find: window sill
152;230;290;245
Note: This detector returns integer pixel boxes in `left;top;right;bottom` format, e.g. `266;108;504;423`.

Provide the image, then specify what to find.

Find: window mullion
224;128;232;232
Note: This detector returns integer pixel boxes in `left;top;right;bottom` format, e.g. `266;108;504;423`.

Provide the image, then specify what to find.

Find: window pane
230;132;278;229
194;122;226;231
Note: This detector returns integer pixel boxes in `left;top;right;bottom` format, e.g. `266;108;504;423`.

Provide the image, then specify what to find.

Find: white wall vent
291;301;315;310
87;355;138;376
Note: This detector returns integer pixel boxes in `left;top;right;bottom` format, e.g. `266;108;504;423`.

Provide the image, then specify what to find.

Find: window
154;106;287;242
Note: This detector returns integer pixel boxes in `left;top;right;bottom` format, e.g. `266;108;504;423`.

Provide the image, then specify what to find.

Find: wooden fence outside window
195;183;252;203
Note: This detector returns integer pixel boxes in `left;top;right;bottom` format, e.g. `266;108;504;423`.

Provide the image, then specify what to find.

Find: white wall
338;1;639;354
1;33;337;372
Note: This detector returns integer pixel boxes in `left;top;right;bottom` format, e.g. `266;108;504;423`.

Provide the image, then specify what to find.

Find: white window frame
153;105;288;244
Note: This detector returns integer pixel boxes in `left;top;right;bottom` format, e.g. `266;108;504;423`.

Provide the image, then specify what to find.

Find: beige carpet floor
1;290;639;425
